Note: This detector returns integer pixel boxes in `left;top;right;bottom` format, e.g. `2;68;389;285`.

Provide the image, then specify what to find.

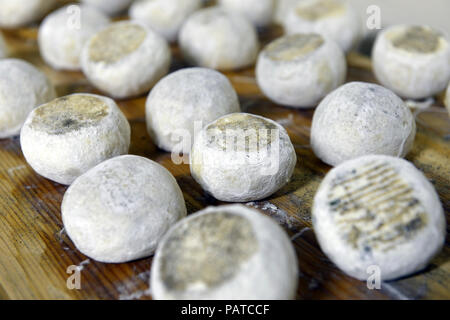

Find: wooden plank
0;25;448;300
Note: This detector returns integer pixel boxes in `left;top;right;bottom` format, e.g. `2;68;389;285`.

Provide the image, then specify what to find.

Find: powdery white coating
0;59;55;138
218;0;275;28
146;68;240;153
274;0;297;24
312;155;446;281
179;7;259;71
283;0;361;52
0;32;8;58
81;21;171;99
311;82;416;167
151;204;298;300
20;94;131;185
372;25;450;99
62;155;187;263
80;0;133;16
0;0;58;28
129;0;202;43
256;33;346;108
190;113;297;202
38;5;110;71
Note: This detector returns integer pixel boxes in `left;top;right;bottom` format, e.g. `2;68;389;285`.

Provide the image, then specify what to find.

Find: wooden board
0;25;449;300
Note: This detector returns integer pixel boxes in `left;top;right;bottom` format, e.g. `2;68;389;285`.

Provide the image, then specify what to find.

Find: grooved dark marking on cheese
159;212;258;291
327;161;427;252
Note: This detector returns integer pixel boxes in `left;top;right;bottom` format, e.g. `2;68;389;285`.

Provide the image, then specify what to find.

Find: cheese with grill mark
313;155;445;281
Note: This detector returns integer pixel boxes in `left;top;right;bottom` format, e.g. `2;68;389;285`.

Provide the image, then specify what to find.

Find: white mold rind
146;68;240;153
62;155;187;263
179;7;259;70
151;204;298;300
218;0;275;28
372;25;450;99
190;113;297;202
312;155;446;281
256;33;346;108
129;0;202;43
80;0;133;16
81;21;171;99
283;0;361;52
0;0;58;28
20;93;131;185
38;5;110;71
311;82;416;166
0;59;55;138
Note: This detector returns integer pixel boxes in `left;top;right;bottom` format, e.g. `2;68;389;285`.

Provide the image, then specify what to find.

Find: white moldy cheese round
20;94;130;185
218;0;275;28
373;25;450;99
179;7;259;71
62;155;187;263
311;82;416;167
0;59;55;138
0;0;58;28
283;0;360;52
190;113;297;202
256;33;346;108
146;68;240;153
38;4;110;71
80;0;133;16
81;21;171;99
129;0;202;43
151;204;298;300
312;155;446;281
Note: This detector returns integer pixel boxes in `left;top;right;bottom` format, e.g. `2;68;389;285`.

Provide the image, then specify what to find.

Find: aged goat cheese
146;67;240;153
373;25;450;99
311;82;416;166
179;7;259;70
38;4;110;70
80;0;134;16
0;0;58;28
218;0;275;28
190;113;297;202
312;155;446;281
81;21;171;99
129;0;202;42
256;33;346;108
21;94;130;185
151;204;298;299
0;59;55;138
62;155;187;263
283;0;361;52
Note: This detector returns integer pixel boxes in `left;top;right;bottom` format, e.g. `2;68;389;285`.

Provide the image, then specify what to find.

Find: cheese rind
313;155;446;281
151;204;298;299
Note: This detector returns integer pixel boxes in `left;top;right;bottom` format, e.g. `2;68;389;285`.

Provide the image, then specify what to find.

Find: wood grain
0;24;448;300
